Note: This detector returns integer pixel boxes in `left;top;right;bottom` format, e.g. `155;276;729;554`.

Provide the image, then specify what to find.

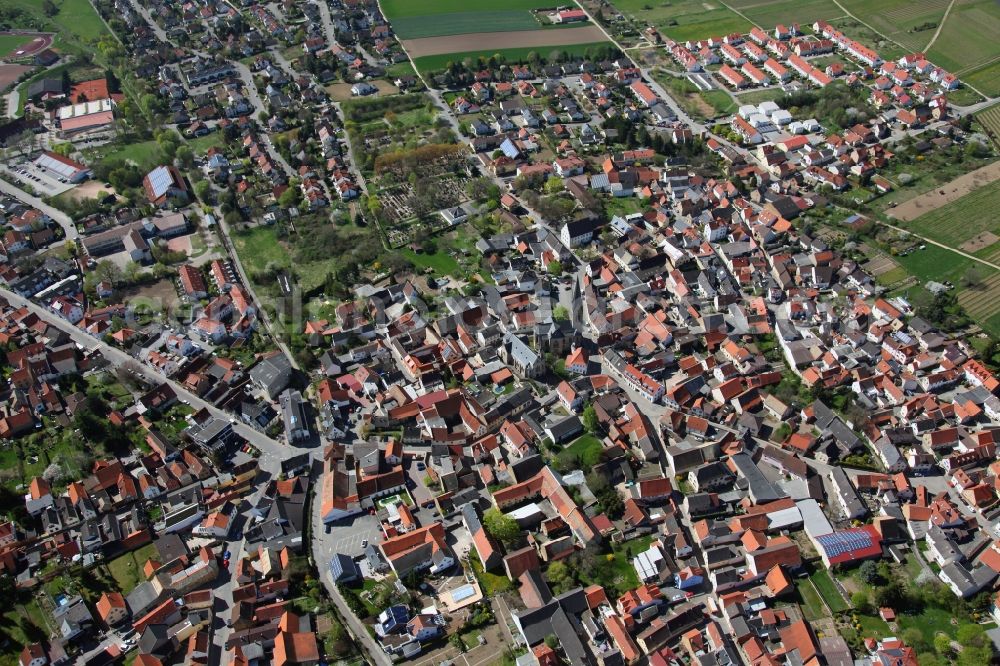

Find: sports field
0;34;32;56
382;0;553;39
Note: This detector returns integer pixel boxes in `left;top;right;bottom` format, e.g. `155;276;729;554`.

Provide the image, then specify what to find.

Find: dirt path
924;0;956;52
884;160;1000;221
402;25;608;58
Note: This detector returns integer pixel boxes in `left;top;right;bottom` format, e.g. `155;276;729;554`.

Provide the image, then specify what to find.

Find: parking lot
1;160;77;197
321;512;382;559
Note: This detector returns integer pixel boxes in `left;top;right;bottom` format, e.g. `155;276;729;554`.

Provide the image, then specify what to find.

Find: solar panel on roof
817;530;873;557
147;166;175;199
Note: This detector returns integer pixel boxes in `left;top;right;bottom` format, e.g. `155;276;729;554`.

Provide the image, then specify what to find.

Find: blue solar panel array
147;166;174;199
816;530;873;558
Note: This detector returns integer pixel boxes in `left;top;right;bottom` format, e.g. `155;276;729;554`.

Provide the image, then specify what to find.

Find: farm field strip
925;0;1000;76
391;10;543;40
958;272;1000;319
380;0;550;18
885;161;1000;224
901;178;1000;247
403;26;610;58
727;0;843;29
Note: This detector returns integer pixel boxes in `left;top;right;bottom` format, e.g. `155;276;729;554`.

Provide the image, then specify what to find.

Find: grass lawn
579;539;646;597
5;0;109;63
470;552;514;596
0;599;49;666
232;226;293;272
732;88;787;106
809;568;847;612
564;434;604;467
413;42;611;76
385;61;417;79
794;578;828;621
840;612;892;645
400;247;461;275
84;140;164;171
603;196;646;219
898;605;960;638
701;89;736;115
875;265;909;286
107;543;158;593
186;131;228;154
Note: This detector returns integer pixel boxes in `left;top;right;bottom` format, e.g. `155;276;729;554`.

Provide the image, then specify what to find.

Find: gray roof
250;352;292;396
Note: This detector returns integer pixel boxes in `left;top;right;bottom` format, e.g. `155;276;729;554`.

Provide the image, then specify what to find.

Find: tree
279;187;302;209
851;591;871;614
42;0;58;17
194;180;211;202
175;145;194;169
933;633;952;657
552;305;569;321
582;404;599;434
546;561;575;593
858;560;881;585
483;508;520;547
547;260;563;276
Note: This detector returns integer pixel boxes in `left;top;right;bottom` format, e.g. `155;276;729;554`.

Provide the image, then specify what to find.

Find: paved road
0;287;298;454
0;177;79;240
569;1;743;154
310;499;393;665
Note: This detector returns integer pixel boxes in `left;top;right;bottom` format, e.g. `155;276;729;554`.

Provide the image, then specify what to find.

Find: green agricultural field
900;178;1000;251
965;61;1000;98
231;226;293;273
838;0;950;53
381;0;549;18
892;244;975;286
926;0;1000;77
392;11;542;39
976;102;1000;147
727;0;841;28
412;42;611;76
608;0;752;41
382;0;554;39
